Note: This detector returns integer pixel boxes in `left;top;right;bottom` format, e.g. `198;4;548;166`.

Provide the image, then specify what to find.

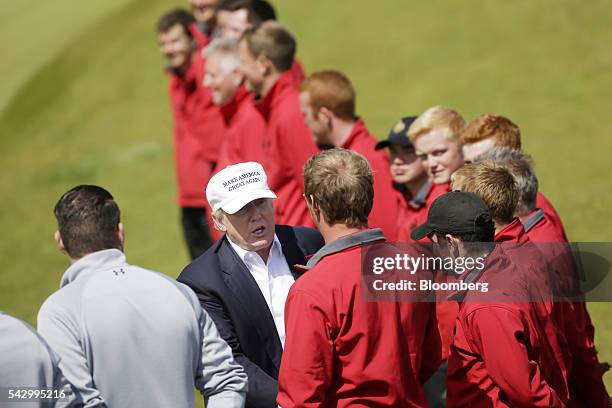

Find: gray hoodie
0;312;75;407
37;249;247;408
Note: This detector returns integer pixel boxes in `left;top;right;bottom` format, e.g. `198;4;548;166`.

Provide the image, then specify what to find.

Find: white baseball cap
206;162;277;214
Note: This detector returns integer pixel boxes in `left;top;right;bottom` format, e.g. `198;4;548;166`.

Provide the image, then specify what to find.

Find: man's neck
256;245;272;264
494;219;510;235
330;119;356;147
319;222;364;245
259;71;282;99
175;53;194;77
404;174;429;197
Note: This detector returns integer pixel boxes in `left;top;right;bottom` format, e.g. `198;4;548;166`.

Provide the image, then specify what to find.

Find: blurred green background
1;0;610;396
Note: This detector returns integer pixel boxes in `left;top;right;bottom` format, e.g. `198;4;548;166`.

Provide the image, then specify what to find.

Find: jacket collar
255;71;296;121
448;244;506;302
409;181;432;209
60;249;127;288
494;218;528;243
219;85;250;125
305;228;386;269
341;118;368;149
522;208;545;232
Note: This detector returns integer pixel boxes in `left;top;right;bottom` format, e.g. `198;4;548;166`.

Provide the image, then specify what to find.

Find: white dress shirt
227;234;295;347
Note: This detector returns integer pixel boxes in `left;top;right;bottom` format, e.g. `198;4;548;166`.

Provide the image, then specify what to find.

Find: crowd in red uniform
157;1;610;406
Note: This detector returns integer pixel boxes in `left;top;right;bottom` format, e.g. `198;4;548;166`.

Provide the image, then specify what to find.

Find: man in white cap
178;161;324;408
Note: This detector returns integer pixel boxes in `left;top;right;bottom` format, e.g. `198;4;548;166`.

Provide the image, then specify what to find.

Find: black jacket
177;225;324;408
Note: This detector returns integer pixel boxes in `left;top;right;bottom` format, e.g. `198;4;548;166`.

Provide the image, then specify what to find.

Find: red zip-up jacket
447;247;570;407
290;59;306;85
215;85;265;171
536;192;568;241
396;181;435;242
189;22;212;50
410;182;454;360
256;71;318;227
411;182;451;235
521;210;608;407
340;119;400;240
490;220;607;407
436;219;535;362
278;229;441;407
167;53;226;207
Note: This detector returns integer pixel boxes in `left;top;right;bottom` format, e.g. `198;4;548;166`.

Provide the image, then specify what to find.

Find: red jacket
278;229;441;408
167;53;226;207
408;182;453;359
396;181;435;242
447;247;570;407
411;183;451;236
215;85;266;171
256;71;318;227
521;211;608;407
341;119;400;240
290;59;306;85
436;219;533;362
189;22;212;50
536;192;568;241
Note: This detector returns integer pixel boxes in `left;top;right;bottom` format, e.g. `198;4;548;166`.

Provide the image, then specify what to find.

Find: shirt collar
226;234;282;265
304;228;386;270
60;249;127;288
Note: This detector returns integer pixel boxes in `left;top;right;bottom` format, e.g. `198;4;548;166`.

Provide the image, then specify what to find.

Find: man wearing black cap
412;192;573;408
375;116;430;242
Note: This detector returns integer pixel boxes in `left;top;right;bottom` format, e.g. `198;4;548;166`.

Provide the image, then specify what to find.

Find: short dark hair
303;148;373;229
218;0;276;25
242;21;295;72
157;8;195;38
54;185;121;258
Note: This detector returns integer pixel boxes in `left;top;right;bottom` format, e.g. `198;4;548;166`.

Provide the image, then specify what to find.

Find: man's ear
54;230;67;255
317;107;332;122
212;212;227;232
445;234;462;255
117;223;125;249
257;54;274;76
232;69;245;87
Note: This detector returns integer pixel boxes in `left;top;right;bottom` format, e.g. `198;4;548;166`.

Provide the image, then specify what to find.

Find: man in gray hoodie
37;185;248;408
1;311;76;407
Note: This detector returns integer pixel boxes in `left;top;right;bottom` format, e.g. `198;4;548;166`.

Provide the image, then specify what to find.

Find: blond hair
407;105;466;143
460;114;521;149
303;148;373;228
451;161;518;223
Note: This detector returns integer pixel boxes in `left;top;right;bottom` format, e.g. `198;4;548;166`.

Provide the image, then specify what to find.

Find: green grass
1;0;611;394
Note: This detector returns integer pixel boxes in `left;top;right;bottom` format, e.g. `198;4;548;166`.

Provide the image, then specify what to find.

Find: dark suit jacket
177;225;324;408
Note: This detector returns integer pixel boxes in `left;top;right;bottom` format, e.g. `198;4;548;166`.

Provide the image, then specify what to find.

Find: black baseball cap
411;192;495;240
374;116;417;151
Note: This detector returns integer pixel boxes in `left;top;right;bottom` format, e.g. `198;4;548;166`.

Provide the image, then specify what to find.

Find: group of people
1;0;610;407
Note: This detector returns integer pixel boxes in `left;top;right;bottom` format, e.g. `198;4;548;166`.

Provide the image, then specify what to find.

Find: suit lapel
276;225;308;280
216;237;283;369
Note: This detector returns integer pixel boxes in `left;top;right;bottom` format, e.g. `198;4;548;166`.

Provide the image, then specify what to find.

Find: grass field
1;0;610;396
